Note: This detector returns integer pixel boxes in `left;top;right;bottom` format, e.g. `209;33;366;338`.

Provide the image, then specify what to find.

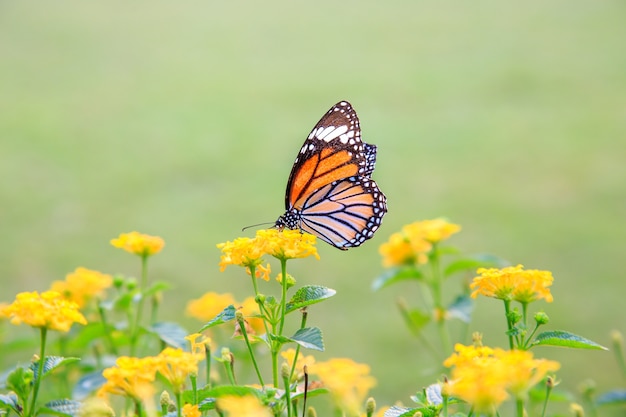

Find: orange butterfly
275;101;387;250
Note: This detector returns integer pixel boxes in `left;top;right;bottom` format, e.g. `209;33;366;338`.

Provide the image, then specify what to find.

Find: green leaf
384;405;438;417
198;305;236;332
6;366;33;402
596;390;626;406
530;330;608;350
447;295;473;323
290;327;324;351
31;357;80;380
38;400;82;417
372;267;422;291
398;305;431;335
66;323;115;350
444;254;508;277
72;372;106;400
0;392;20;414
290;386;329;401
285;285;336;313
143;281;171;297
148;322;190;349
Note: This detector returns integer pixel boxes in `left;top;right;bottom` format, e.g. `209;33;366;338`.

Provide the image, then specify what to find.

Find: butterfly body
275;101;387;250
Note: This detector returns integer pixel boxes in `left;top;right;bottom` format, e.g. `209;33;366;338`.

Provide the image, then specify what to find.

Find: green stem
131;254;149;356
503;300;515;350
278;258;288;335
97;303;118;355
28;327;48;417
205;345;212;389
271;349;279;388
289;310;308;381
430;244;451;353
249;265;260;295
516;399;524;417
190;375;198;405
223;353;237;385
175;392;183;417
282;370;292;417
237;315;265;386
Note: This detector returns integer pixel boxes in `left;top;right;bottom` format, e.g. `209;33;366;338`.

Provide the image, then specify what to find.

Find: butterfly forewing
277;100;387;249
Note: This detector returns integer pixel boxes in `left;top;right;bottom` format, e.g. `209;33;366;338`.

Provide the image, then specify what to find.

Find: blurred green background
1;0;625;412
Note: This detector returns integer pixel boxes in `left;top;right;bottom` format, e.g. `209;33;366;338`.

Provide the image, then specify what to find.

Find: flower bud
534;311;550;325
365;397;376;416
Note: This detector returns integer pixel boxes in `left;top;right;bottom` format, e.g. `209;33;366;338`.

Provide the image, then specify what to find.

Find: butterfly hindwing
276;100;387;249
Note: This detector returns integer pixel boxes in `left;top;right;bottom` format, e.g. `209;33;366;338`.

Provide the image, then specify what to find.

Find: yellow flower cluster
311;358;376;416
186;292;236;321
51;267;113;308
281;348;316;379
217;229;319;273
444;343;560;413
379;219;461;267
155;347;202;393
185;293;264;335
2;291;87;332
216;394;271;417
470;264;554;303
99;356;159;401
110;231;165;257
99;347;202;399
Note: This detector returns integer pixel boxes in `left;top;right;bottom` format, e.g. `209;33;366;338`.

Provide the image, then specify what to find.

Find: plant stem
430;244;451;353
131;254;149;356
237;315;265;386
503;300;515;350
289;310;308;381
516;399;524;417
97;303;118;355
278;258;288;335
175;392;183;417
28;327;48;417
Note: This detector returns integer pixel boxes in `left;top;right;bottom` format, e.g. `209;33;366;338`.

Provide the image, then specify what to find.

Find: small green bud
507;308;522;325
306;407;317;417
235;310;244;323
281;362;290;380
570;403;584;417
160;391;171;407
534;311;550;325
113;274;125;289
255;294;266;304
365;397;376;416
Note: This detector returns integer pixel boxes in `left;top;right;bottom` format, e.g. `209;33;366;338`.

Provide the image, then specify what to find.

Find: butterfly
275;100;387;250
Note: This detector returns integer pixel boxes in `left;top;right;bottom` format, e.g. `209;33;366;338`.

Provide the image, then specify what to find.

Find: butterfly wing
277;100;387;249
298;177;386;249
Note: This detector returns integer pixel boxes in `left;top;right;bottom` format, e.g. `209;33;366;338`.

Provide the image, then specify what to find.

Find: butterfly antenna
302;365;309;417
241;221;275;232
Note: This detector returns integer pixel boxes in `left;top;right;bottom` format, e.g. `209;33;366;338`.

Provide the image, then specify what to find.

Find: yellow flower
311;358;376;416
444;344;560;412
155;347;202;393
51;267;113;308
110;231;165;257
78;397;114;417
470;265;554;303
186;292;236;321
181;404;201;417
379;218;458;268
185;332;212;355
403;218;461;243
496;349;560;398
2;291;87;332
239;297;265;335
98;356;159;400
380;230;434;267
256;229;319;261
216;394;271;417
250;263;271;281
281;348;316;380
217;236;266;271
